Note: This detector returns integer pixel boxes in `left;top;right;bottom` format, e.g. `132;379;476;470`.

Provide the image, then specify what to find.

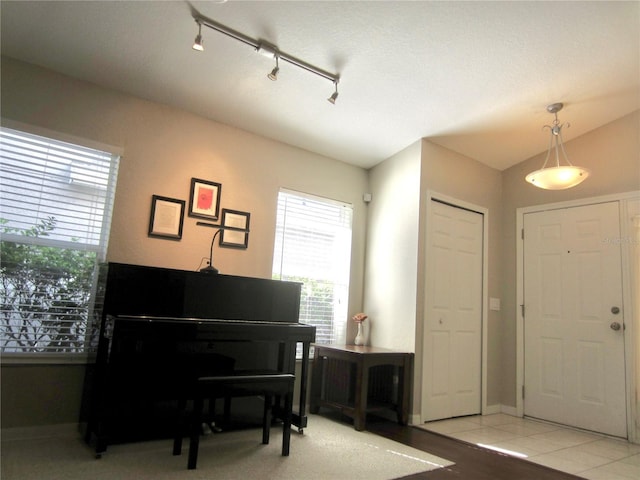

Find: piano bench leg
173;398;187;456
262;394;272;445
180;374;295;469
282;392;292;457
172;437;183;457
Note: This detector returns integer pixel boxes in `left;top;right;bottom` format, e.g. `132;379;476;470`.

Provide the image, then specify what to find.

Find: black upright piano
85;262;316;456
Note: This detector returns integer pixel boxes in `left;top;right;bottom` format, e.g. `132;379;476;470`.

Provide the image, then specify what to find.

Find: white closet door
422;200;483;421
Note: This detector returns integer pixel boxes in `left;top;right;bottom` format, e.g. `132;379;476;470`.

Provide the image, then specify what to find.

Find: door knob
610;321;622;331
611;306;620;314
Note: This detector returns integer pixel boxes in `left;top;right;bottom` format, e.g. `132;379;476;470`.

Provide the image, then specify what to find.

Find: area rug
1;414;453;480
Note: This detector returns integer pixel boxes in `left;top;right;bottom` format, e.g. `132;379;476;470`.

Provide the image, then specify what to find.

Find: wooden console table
309;344;413;431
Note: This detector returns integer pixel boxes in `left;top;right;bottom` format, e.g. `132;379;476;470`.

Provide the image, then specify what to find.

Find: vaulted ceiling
1;1;638;170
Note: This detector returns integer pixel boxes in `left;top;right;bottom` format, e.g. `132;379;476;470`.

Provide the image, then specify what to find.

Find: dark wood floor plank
358;414;585;480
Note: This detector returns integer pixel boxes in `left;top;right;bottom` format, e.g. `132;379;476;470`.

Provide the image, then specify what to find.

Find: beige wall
1;57;368;280
364;141;422;351
500;110;640;408
0;56;368;427
0;364;89;428
365;137;503;420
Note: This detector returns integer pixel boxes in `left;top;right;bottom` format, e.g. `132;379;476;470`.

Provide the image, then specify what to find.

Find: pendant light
525;103;590;190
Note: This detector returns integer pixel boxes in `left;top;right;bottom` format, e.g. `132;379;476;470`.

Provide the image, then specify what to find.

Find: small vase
354;322;364;346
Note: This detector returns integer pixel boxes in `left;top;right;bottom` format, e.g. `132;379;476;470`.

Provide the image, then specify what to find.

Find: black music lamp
196;221;249;274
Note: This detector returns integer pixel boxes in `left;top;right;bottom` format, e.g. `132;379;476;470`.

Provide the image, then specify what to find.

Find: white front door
422;200;483;421
523;201;627;437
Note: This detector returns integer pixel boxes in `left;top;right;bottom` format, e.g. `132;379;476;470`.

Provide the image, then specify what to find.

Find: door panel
422;200;483;421
523;202;626;437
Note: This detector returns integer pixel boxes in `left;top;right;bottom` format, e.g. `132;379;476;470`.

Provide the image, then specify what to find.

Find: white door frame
516;191;639;442
421;191;489;422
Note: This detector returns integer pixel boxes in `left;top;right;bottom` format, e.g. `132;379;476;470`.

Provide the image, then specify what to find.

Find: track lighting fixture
192;21;204;51
268;54;279;81
327;81;339;104
525;103;590;190
190;13;340;101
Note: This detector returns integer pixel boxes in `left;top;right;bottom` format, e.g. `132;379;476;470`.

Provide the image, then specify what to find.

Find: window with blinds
0;127;120;355
272;189;353;349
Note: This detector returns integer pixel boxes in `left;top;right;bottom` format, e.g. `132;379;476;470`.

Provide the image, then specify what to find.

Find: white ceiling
1;1;639;170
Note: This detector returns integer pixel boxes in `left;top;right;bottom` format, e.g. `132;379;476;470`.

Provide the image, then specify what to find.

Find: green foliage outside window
273;274;336;343
0;217;98;353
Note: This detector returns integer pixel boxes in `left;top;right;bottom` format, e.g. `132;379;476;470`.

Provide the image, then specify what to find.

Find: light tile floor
417;414;640;479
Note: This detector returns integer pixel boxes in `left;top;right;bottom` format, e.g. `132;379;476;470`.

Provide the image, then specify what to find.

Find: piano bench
173;373;296;470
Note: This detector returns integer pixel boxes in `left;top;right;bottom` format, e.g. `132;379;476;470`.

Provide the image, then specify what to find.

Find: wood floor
363;415;585;480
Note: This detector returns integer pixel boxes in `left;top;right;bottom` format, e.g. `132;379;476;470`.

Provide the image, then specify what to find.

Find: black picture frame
148;195;185;240
220;209;250;249
188;177;222;221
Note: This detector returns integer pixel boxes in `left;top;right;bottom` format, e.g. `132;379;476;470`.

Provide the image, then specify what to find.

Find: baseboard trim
409;413;422;425
500;404;518;417
483;404;501;415
411;405;518;425
1;422;81;441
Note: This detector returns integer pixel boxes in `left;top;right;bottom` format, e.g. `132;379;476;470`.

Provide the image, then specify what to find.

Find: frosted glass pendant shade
525;165;590;190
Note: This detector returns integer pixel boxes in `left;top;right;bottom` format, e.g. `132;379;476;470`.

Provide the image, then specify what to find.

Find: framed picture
148;195;185;240
189;178;222;221
220;209;250;249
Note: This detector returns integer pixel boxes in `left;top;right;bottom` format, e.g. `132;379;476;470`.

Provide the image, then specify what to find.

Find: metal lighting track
194;14;339;84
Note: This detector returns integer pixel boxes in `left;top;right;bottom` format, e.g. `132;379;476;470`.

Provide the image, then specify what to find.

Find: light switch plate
489;297;501;311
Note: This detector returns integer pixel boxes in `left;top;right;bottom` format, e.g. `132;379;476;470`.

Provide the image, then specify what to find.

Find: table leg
353;361;368;431
397;358;411;425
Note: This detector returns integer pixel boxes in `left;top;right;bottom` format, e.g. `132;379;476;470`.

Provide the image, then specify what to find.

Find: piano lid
100;262;302;323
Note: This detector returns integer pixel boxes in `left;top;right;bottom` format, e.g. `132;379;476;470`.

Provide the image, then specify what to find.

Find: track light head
192;22;204;51
328;81;339;104
268;66;279;81
267;54;279;81
193;34;204;51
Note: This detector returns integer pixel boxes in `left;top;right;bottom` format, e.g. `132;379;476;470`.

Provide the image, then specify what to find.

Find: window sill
1;353;96;366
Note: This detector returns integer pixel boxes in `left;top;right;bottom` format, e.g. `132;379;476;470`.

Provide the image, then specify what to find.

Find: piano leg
294;341;312;433
188;396;204;470
93;433;108;459
92;419;109;458
309;348;324;415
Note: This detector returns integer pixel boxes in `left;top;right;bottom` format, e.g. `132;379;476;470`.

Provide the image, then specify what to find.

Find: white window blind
0;127;119;355
272;189;353;348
